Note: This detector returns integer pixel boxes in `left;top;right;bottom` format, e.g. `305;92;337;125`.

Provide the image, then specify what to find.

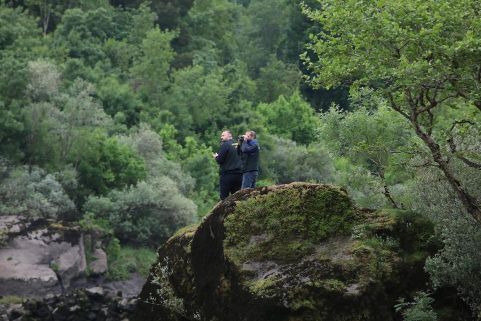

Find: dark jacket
215;139;243;174
240;139;259;172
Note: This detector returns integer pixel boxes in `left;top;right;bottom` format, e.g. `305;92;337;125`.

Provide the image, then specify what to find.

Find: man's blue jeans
241;171;258;189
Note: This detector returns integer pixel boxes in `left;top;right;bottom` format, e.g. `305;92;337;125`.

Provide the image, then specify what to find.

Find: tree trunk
411;120;481;222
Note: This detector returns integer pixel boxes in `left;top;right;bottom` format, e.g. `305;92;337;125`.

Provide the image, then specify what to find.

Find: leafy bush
118;124;195;196
84;176;197;245
75;134;147;197
0;161;76;219
395;292;437;321
261;135;335;184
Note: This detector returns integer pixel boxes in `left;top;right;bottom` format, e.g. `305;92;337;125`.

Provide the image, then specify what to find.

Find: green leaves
257;92;320;145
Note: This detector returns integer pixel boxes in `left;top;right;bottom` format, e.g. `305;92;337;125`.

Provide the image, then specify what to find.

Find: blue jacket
240;139;259;172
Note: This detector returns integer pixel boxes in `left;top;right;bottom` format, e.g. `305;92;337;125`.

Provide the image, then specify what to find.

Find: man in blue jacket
239;130;259;189
213;130;243;200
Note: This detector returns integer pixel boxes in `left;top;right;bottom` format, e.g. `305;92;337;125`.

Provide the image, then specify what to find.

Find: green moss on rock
224;184;354;264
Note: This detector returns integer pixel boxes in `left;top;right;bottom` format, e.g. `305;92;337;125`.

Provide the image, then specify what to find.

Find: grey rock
0;223;87;297
89;248;108;275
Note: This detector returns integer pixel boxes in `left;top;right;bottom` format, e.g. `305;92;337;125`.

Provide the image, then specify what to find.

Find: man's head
244;130;256;141
221;130;233;142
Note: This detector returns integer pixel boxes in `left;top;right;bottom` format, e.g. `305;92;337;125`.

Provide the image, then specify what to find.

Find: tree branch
447;120;481;170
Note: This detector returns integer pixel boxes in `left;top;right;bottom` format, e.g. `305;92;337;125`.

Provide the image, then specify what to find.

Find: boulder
89;248;108;275
0;218;87;297
135;183;436;321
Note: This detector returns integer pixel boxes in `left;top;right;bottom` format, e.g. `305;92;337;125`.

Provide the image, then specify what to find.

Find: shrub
84;176;197;245
395;292;437;321
0;161;76;219
261;135;335;184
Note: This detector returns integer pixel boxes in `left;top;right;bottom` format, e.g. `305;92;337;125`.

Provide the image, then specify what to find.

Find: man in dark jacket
239;130;259;189
213;130;243;200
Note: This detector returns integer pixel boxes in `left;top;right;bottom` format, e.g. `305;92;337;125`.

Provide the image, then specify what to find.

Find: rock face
135;183;436;321
0;217;87;297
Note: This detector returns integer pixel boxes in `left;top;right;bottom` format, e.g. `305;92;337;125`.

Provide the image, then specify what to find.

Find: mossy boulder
135;183;436;321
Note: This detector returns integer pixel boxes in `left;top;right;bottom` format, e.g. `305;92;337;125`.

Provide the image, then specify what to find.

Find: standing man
239;130;259;189
213;130;243;200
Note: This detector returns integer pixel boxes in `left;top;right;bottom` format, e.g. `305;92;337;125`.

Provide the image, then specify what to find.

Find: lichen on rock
135;183;436;321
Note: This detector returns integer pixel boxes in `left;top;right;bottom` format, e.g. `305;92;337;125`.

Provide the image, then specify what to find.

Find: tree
96;76;142;127
257;92;320;145
255;55;301;103
318;101;414;208
0;5;45;103
26;59;61;102
54;79;112;162
54;7;118;66
183;0;240;66
74;133;146;198
131;28;176;105
304;0;481;221
161;65;231;140
260;135;335;184
237;0;291;75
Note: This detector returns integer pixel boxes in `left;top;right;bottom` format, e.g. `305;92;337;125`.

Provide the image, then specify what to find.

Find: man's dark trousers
220;172;242;200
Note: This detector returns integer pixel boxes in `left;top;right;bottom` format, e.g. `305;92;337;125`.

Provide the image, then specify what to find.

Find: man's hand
212;152;218;158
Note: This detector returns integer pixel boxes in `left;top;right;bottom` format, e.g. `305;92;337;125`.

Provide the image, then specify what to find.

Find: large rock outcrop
0;216;148;301
0;216;87;297
135;183;436;321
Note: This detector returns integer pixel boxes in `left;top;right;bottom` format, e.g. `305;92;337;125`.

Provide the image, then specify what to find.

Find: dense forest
0;0;480;319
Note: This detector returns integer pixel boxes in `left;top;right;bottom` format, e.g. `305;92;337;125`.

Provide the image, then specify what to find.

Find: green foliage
54;8;116;65
0;5;45;103
183;0;240;65
83;176;197;245
96;76;142;127
395;292;437;321
131;28;176;103
237;0;291;74
176;136;218;215
258;93;319;145
402;135;481;314
261;135;335;184
303;0;481;100
118;124;196;196
0;161;76;220
319;102;415;208
107;244;157;280
332;157;388;209
255;56;301;103
161;65;232;140
76;134;146;197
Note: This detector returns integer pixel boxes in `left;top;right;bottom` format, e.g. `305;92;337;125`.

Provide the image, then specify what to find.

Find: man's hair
222;130;232;136
247;130;256;138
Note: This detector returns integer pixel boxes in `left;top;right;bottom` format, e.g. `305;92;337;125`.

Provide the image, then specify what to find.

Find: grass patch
107;244;157;281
